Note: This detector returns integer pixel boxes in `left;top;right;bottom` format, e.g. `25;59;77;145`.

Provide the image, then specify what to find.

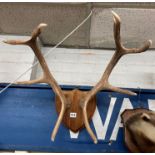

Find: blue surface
0;83;154;152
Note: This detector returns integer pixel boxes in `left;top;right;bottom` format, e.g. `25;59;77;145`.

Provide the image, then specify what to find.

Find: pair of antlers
3;11;152;144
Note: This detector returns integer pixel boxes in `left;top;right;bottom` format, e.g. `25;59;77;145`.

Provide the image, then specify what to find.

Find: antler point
111;10;117;17
38;23;47;28
111;11;121;22
111;10;115;15
3;40;12;44
51;136;55;142
3;40;7;43
132;92;137;96
94;139;98;144
148;40;152;46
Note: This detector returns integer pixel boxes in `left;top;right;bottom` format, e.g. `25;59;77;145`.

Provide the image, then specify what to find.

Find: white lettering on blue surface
70;97;117;140
92;97;116;140
110;98;133;140
70;98;155;141
148;99;155;111
70;130;79;139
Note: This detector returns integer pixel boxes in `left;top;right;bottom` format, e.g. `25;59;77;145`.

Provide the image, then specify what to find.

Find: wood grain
56;89;96;132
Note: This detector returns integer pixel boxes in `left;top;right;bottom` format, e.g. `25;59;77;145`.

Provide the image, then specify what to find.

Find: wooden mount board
56;89;96;132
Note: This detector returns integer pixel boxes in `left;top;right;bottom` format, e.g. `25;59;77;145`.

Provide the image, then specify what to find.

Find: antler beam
4;23;69;141
80;11;152;144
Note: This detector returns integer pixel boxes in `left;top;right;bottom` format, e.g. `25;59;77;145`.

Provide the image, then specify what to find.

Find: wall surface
0;3;154;90
35;46;155;89
0;35;35;83
90;8;155;49
0;2;155;48
0;3;91;48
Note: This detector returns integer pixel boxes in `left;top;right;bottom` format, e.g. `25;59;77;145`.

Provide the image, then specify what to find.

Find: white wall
0;35;35;83
34;46;155;89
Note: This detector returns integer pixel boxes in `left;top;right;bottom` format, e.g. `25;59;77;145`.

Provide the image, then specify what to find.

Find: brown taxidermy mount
3;11;152;144
121;109;155;153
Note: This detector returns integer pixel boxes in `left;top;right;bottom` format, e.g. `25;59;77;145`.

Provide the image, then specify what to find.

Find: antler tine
3;23;47;46
124;40;152;54
51;104;66;141
111;11;152;55
80;11;152;143
3;23;49;85
31;23;47;40
111;11;122;51
3;23;68;141
83;105;98;144
3;39;27;45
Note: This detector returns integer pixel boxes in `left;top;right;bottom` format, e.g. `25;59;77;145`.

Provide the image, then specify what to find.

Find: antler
3;23;69;141
80;11;152;144
3;11;152;144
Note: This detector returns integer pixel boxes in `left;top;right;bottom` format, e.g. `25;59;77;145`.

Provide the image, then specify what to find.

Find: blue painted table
0;83;154;152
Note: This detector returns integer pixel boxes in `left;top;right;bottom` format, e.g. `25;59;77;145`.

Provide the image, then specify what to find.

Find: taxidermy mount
3;11;152;144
